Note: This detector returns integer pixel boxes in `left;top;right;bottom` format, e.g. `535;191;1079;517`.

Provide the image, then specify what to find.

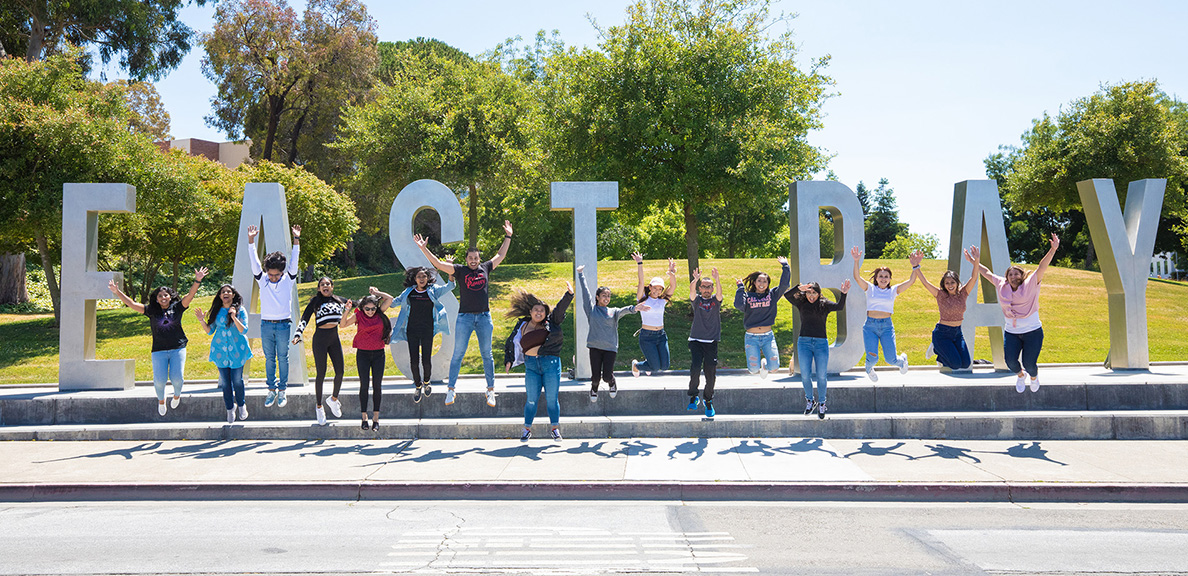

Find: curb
3;481;1188;503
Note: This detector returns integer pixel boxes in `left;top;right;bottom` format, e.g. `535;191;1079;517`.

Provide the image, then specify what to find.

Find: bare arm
850;246;870;291
369;287;395;312
1031;233;1060;283
180;267;208;308
663;258;677;298
489;220;513;269
414;234;455;275
194;308;212;335
712;268;722;301
966;244;994;281
961;246;980;294
914;266;939;297
338;300;356;328
689;268;701;301
107;279;145;314
632;252;646;300
894;252;922;294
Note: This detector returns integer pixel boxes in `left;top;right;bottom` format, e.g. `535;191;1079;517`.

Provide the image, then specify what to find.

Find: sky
102;0;1188;249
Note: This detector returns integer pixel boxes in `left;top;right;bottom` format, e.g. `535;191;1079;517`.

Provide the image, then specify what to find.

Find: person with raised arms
630;253;678;378
414;220;514;408
247;223;301;409
390;266;456;404
577;265;649;402
785;279;850;419
339;287;394;430
910;249;979;371
970;233;1060;392
195;284;251;424
734;256;791;379
107;267;207;416
503;283;574;442
851;246;921;382
688;267;723;418
292;277;350;425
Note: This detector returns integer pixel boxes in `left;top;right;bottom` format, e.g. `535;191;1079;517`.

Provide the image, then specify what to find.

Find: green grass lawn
1;258;1186;385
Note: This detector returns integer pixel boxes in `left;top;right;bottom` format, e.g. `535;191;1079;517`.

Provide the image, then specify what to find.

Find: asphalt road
3;500;1188;575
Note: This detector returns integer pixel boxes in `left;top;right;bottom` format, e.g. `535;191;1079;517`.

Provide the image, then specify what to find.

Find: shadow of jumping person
842;441;916;460
33;441;164;463
1006;441;1067;466
667;437;709;460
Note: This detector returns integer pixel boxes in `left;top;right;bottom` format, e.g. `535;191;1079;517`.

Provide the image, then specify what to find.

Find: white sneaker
315;406;326;426
157;401;167;416
897;354;909;375
631;359;640;378
170;396;181;409
486;388;497;407
589;390;598;403
608;383;618;398
865;365;879;382
1015;373;1027;393
264;390;277;407
759;357;768;380
445;388;456;405
238;405;249;421
227;409;235;424
326;396;342;418
1029;375;1040;392
925;343;935;360
277;390;288;408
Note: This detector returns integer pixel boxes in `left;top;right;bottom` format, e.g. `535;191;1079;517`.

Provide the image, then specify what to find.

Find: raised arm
850;246;870;292
733;278;746;311
960;246;980;294
338;300;356;328
577;266;593;316
914;264;940;297
663;258;678;298
180;267;208;308
966;244;995;281
894;252;922;294
414;233;455;275
690;268;702;301
712;268;722;301
490;220;513;269
285;225;301;277
551;282;575;325
369;286;395;312
194;307;212;335
107;279;145;314
633;252;646;300
246;225;263;276
1031;233;1060;283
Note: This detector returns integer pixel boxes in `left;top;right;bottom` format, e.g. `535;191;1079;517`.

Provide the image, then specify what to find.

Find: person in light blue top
390;266;456;403
195;284;252;424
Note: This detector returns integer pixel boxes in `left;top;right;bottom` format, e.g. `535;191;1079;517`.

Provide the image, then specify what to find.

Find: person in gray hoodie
734;256;790;379
577;265;651;402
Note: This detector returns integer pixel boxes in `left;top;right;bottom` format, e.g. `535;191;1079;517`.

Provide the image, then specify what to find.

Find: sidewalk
3;437;1188;502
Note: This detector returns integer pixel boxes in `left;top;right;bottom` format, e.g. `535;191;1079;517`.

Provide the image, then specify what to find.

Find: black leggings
407;328;433;385
357;349;385;413
589;348;617;391
312;328;344;405
688;340;718;401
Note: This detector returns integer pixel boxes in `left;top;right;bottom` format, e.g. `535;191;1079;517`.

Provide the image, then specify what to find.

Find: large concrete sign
788;181;865;374
231;183;307;385
947;180;1010;371
1077;178;1166;369
551;181;619;380
59;184;137;391
388;179;464;380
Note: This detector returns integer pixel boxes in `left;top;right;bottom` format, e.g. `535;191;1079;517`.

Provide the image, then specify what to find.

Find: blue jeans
1004;326;1044;376
797;336;829;403
932;324;971;370
636;328;670;373
218;366;246;410
150;347;186;401
523;355;561;426
449;312;495;389
863;316;898;368
259;319;291;391
744;331;779;373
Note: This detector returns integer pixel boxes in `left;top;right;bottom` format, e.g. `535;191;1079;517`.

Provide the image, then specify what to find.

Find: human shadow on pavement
842;441;916;460
916;443;984;463
667;437;709;460
779;438;839;457
34;441;163;462
482;444;552;461
912;442;1067;466
1005;442;1067;466
620;439;659;457
157;440;271;459
304;440;412;459
389;445;483;464
257;440;327;454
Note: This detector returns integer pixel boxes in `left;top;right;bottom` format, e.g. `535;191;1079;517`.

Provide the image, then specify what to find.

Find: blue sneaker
704;400;715;418
686;396;701;410
264;389;278;407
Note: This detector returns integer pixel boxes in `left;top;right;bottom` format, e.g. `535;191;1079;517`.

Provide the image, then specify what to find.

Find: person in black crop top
502;283;574;442
785;280;849;419
293;277;351;425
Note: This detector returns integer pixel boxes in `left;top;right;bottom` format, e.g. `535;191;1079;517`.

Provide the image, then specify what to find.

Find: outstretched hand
576;265;585;273
503;220;514;237
667;258;676;274
291;225;301;238
777;255;788;266
194;308;206;322
635;303;652;312
840;279;852;294
711;268;719;280
194;267;209;283
413;233;428;248
107;279;120;295
631;252;643;264
908;251;924;267
850;246;862;261
1049;233;1060;250
247;225;259;243
692;267;702;281
964;245;980;264
565;281;574;294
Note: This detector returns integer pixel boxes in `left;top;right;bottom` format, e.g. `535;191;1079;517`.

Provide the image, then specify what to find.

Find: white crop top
866;285;897;314
638;297;668;326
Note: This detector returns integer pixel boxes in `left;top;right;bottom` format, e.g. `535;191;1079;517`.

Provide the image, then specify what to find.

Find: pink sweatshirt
987;272;1041;328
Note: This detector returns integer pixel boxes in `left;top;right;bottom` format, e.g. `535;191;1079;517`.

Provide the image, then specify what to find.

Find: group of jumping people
108;217;1060;438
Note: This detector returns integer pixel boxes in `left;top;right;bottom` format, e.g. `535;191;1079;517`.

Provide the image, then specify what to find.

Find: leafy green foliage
861;178;907;258
881;231;940;259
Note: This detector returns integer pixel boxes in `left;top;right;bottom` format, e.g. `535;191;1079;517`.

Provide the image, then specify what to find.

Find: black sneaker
424;383;432;397
520;427;532;442
817;402;827;420
608;382;618;398
413;385;423;404
551;428;563;442
803;398;816;415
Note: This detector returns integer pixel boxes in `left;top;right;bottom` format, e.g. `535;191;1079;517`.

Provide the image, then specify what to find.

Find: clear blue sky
106;0;1188;250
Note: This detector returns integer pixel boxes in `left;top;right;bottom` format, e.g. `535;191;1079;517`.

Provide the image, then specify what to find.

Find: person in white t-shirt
851;246;921;382
247;224;300;409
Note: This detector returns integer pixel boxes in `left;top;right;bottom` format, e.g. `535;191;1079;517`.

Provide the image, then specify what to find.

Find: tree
996;81;1188;264
111;80;172;141
881;231;940;260
202;0;377;168
863;178;907;258
541;0;831;277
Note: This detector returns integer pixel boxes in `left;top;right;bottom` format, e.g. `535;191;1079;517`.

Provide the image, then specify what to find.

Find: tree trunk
1083;238;1096;270
34;232;60;325
25;11;46;61
0;253;29;305
682;201;700;282
140;260;161;303
304;263;315;282
171;260;180;292
343;240;356;268
262;95;282;161
286;107;309;166
467;182;479;250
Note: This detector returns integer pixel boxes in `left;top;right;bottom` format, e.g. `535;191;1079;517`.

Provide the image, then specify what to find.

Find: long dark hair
742;270;771;294
209;284;243;326
145;285;179;315
507;288;549;319
800;281;829;311
404;266;437;288
356;294;391;344
939;270;961;295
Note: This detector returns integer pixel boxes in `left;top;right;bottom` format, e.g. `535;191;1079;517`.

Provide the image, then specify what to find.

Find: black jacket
503;291;573;365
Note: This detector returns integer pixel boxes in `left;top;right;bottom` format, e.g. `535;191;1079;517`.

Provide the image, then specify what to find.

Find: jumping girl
785;280;850;419
734;256;791;378
503;283;574;442
910;249;979;371
195;284;251;424
577;265;649;402
293;277;350;426
107;267;207;416
851;246;921;382
970;233;1060;392
340;287;394;430
630;253;677;377
688;267;722;418
390;267;456;403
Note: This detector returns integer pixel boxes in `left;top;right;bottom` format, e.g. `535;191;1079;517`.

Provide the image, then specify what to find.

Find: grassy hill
1;258;1186;385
